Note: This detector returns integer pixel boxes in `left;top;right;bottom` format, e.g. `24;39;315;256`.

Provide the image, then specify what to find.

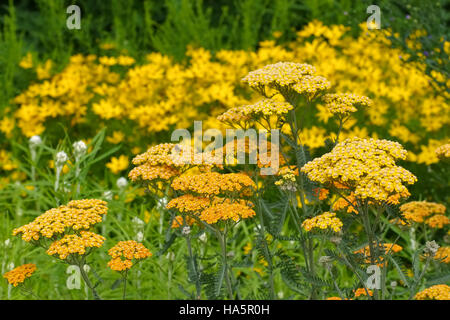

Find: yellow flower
3;264;36;287
107;240;152;271
302;212;343;233
414;284;450;300
106;131;125;144
19;53;33;69
106;155;129;174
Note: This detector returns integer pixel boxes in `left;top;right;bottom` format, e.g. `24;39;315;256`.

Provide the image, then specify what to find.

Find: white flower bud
116;177;128;189
136;231;144;242
73;141;87;160
391;281;397;288
102;190;113;200
182;226;191;235
132;216;145;228
4;239;11;248
29;135;42;148
166;251;175;261
424;240;440;257
199;233;207;243
56;151;68;167
277;291;284;299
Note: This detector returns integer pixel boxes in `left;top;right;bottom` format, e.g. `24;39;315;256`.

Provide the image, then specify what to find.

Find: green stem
78;262;101;300
123;270;128;300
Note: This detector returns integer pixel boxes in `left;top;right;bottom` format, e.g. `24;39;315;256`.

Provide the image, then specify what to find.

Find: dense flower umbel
171;172;256;197
301;137;417;202
434;247;450;264
217;98;293;123
3;264;36;287
322;93;372;116
354;288;373;297
47;231;106;259
399;201;446;223
292;75;331;98
414;284;450;300
12;199;107;241
435;143;450;159
302;212;343;233
425;215;450;229
128;164;180;182
167;195;255;225
166;194;211;213
199;200;256;224
241;62;316;89
107;240;152;272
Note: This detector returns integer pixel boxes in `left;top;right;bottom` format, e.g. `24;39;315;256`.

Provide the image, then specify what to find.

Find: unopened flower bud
73;141;87;160
116;177;128;189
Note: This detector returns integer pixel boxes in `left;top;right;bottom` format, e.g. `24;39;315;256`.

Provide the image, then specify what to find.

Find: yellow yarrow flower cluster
3;263;36;287
107;240;152;272
47;231;105;260
322;93;372;116
217;98;293;123
353;288;373;297
301;137;417;202
241;61;316;88
166;194;211;213
302;212;343;233
275;166;298;192
171;172;256;197
425;214;450;229
435;247;450;264
168;173;256;225
292;75;331;98
435;143;450;160
12;199;108;242
414;284;450;300
399;201;446;223
199;200;255;224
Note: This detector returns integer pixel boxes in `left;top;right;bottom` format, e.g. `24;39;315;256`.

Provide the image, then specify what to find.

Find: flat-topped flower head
435;143;450;160
302;212;343;233
301;137;417;202
107;240;152;272
13;199;108;242
400;201;446;223
322;93;372;116
292;75;331;99
171;172;256;197
242;62;316;89
426;214;450;229
435;247;450;264
129;164;180;183
3;263;36;287
166;194;211;213
414;284;450;300
199;199;256;224
217;98;293;123
47;231;105;260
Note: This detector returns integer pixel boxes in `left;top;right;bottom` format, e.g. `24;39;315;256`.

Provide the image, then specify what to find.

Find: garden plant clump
0;1;449;301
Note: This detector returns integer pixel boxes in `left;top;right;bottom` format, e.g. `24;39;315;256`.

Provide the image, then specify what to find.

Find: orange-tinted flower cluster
107;240;152;272
3;264;36;287
414;284;450;300
171;172;256;197
400;201;446;224
13;199;107;242
47;231;106;259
